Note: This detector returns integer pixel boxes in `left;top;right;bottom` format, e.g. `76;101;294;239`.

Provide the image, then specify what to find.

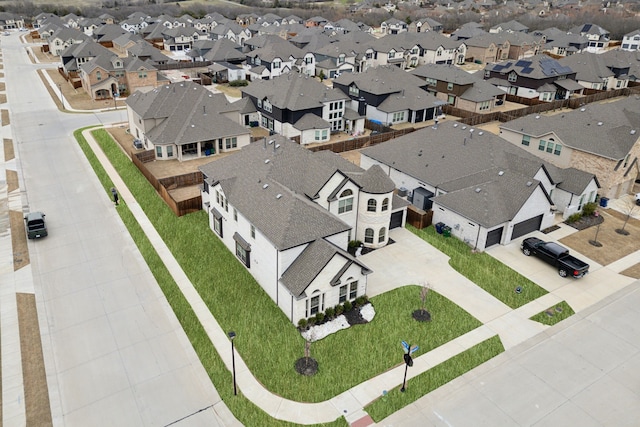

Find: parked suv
24;211;47;239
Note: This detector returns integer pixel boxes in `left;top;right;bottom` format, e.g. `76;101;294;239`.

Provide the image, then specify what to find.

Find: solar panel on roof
515;60;531;67
583;24;592;32
493;64;506;71
521;67;534;74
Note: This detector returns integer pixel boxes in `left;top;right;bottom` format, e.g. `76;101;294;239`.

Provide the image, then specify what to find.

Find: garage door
511;214;543;239
485;227;503;249
389;211;403;229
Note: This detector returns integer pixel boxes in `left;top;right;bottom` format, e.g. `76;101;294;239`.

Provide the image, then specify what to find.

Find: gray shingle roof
500;97;640;160
280;238;369;298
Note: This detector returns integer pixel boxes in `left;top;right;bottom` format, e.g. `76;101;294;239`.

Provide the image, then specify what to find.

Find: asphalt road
3;33;225;426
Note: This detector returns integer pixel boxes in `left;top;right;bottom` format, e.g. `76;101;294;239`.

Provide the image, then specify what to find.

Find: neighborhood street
0;33;229;426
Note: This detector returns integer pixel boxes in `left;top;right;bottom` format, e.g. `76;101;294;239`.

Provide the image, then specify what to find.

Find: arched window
367;199;377;212
338;189;353;214
378;227;386;243
364;228;374;243
381;198;389;211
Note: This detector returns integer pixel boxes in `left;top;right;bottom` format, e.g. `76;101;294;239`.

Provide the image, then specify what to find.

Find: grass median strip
365;335;505;422
408;225;547;308
76;128;345;427
530;301;575;326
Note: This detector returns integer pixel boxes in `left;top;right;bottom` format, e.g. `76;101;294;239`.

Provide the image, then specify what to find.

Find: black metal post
400;362;408;392
228;331;237;396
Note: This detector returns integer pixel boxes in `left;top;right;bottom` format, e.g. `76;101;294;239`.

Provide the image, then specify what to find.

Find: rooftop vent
535;115;540;119
580;107;586;112
478;131;484;136
498;171;504;176
268;140;275;145
462;126;467;130
453;123;459;127
526;181;533;187
264;159;270;164
475;188;481;193
631;130;637;135
276;194;282;199
263;183;269;189
597;122;603;126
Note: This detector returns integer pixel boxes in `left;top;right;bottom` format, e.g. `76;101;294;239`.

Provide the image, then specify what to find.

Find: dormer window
349;85;359;96
337;54;345;65
388;50;395;59
508;71;517;82
338;189;353;214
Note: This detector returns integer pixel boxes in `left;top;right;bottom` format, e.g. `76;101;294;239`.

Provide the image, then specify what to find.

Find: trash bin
599;197;609;208
443;226;452;237
435;222;445;234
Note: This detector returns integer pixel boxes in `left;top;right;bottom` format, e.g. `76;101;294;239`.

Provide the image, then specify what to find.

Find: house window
367;199;376;212
349;86;359;96
338;189;353;214
272;60;280;69
538;140;546;151
425;77;437;86
546;142;554;153
447;82;454;91
508;72;517;82
213;216;223;237
392;112;405;122
437;48;443;57
257;99;262;108
322;129;328;139
138;71;147;78
337;54;345;65
388;51;395;59
96;71;102;81
522;135;530;146
225;137;237;149
378;227;386;243
233;208;238;221
479;101;490;111
364;228;374;243
156;146;163;158
339;285;347;303
167;146;173;157
263;100;272;113
554;144;562;155
250;224;255;239
484;70;490;78
381;198;389;211
349;280;358;299
307;291;323;317
236;242;250;267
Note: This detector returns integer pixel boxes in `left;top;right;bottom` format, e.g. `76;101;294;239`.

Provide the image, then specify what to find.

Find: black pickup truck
521;237;589;278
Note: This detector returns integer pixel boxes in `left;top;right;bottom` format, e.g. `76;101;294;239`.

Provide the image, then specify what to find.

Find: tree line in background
2;0;638;39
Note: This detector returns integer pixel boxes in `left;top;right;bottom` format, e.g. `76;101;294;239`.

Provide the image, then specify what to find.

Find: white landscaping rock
301;303;376;342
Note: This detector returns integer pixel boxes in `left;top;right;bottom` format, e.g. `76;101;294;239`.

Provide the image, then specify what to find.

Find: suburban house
126;81;251;160
463;34;511;64
313;40;358;79
333;65;441;126
360;121;598;249
47;27;90;56
380;18;408;35
60;40;113;74
80;53;159;99
490;20;529;34
0;12;25;30
621;30;640;52
198;136;407;323
568;23;610;53
245;38;315;80
161;26;208;53
408;17;443;33
483;54;583;100
600;50;640;82
241;72;352;142
499;97;640;200
411;63;505;113
559;52;630;90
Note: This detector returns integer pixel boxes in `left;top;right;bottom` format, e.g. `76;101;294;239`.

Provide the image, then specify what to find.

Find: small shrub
315;312;325;324
297;318;308;330
355;295;367;307
324;307;335;319
582;202;597;217
567;213;582;223
343;300;353;312
348;240;362;248
307;317;316;326
229;79;248;87
334;304;344;316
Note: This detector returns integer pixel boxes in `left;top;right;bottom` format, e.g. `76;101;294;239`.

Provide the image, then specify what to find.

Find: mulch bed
343;306;368;325
294;357;318;376
566;214;604;230
412;309;431;322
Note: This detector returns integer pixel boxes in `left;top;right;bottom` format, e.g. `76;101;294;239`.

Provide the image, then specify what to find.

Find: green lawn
365;335;505;422
408;225;548;308
530;301;575;326
87;129;486;402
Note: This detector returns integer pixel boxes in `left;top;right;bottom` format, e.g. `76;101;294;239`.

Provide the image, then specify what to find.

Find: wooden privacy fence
406;206;432;229
308;127;416;153
133;151;203;216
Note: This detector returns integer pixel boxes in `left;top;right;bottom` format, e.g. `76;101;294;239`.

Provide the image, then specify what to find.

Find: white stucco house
199;136;408;324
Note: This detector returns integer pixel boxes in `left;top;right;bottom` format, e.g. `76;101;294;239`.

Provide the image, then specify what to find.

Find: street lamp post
58;84;64;110
228;331;237;396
